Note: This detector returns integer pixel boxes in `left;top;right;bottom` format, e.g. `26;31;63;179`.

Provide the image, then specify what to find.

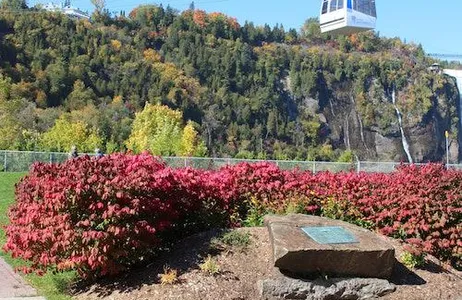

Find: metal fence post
7;149;462;173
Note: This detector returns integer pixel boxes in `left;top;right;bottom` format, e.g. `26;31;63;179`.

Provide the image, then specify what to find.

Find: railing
0;150;459;173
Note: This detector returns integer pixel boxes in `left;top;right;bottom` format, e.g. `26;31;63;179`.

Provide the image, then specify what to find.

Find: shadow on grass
52;274;76;294
70;229;224;298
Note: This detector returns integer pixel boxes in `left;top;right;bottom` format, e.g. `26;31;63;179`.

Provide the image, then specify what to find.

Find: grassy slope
0;172;75;300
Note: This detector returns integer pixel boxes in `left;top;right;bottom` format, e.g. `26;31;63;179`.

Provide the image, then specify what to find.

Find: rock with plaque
264;214;395;279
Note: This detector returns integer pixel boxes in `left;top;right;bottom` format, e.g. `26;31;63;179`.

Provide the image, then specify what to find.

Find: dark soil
72;227;462;300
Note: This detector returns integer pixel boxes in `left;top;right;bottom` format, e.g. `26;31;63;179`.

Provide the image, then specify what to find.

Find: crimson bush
3;156;462;278
3;153;231;277
210;162;462;268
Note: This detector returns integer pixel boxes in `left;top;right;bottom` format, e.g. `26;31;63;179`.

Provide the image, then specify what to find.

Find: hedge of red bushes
3;153;231;277
3;154;462;278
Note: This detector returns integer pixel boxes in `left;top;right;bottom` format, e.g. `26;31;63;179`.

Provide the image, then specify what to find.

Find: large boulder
265;214;395;279
258;276;396;300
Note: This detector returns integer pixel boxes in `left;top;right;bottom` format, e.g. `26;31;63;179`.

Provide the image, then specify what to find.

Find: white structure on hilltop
42;2;90;20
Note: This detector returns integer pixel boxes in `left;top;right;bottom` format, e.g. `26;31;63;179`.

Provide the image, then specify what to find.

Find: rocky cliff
322;78;459;162
288;48;460;163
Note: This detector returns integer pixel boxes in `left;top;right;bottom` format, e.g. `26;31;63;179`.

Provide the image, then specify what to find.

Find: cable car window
371;0;376;17
330;0;337;12
356;0;375;16
337;0;344;9
357;0;366;15
322;0;328;14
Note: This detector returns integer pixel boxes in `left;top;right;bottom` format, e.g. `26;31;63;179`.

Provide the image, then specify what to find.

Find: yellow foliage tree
178;121;207;156
40;115;102;153
143;49;162;63
110;39;122;52
125;104;207;156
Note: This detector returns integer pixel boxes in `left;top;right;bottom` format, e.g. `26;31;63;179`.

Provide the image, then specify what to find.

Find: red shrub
3;153;230;278
3;156;462;278
219;163;461;267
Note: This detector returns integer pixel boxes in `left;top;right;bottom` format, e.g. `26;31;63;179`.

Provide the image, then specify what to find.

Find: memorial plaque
266;215;395;278
301;226;359;244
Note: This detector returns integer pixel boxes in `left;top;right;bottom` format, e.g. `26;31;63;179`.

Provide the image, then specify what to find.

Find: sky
29;0;461;56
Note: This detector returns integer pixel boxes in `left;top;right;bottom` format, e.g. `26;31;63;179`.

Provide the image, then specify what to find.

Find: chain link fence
0;150;71;172
166;157;358;173
0;150;458;173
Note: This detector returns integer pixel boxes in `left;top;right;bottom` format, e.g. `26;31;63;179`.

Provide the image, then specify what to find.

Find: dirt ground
71;227;462;300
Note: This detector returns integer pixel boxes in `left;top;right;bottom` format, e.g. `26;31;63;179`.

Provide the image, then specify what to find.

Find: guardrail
0;150;458;173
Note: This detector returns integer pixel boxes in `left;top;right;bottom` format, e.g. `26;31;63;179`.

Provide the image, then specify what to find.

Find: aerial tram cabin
320;0;376;35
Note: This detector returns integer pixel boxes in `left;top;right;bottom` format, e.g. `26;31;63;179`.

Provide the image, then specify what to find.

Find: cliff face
296;75;459;162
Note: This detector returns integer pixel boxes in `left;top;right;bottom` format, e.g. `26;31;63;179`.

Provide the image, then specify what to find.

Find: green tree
0;75;36;149
91;0;105;13
266;110;277;138
126;104;206;156
64;80;97;111
300;18;322;43
0;0;27;10
0;97;35;149
178;121;207;156
40;115;102;152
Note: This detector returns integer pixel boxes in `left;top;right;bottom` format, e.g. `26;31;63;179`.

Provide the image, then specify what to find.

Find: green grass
0;172;25;246
0;172;75;300
211;230;251;249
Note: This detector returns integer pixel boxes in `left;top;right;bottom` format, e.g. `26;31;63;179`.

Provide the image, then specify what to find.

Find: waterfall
357;114;369;151
329;98;336;116
344;118;351;150
392;89;413;163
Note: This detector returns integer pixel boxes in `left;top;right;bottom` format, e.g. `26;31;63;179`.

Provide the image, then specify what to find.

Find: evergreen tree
0;0;27;10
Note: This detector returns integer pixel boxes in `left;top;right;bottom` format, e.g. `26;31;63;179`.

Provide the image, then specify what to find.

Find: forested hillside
0;4;460;161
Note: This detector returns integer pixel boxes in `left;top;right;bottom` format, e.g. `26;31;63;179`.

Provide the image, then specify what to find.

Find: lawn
0;172;75;300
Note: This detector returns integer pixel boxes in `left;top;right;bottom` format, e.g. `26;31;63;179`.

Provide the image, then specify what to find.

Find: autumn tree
125;104;206;156
40;115;102;153
178;121;207;156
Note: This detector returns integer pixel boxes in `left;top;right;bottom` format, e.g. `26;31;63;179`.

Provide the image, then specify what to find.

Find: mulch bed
71;227;462;300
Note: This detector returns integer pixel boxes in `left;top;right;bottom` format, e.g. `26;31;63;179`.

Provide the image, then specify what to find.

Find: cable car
320;0;376;35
